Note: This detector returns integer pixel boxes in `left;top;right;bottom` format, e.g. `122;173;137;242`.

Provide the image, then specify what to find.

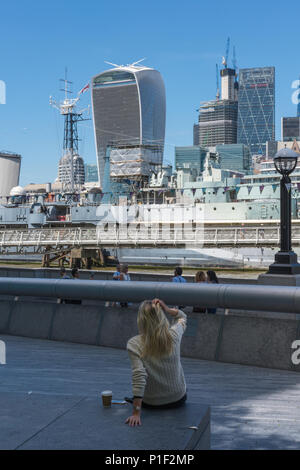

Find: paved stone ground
0;334;300;450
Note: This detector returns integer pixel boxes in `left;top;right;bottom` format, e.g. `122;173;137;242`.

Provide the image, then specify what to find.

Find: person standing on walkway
120;264;131;308
125;298;187;427
58;268;71;303
63;268;82;305
59;268;70;279
113;264;121;281
105;264;121;307
71;268;80;280
172;266;186;284
206;270;218;314
120;264;131;282
193;271;207;313
172;267;186;309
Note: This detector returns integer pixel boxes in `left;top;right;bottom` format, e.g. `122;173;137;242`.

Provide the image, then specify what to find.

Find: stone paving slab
0;392;82;450
16;398;209;450
1;335;300;450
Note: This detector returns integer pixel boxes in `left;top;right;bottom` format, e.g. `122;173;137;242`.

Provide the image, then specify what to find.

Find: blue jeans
207;308;216;314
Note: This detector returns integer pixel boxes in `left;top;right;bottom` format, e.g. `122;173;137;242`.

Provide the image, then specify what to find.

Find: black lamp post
267;147;300;275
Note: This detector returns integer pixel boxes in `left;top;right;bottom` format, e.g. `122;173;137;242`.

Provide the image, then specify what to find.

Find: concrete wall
0;300;299;373
0;266;258;285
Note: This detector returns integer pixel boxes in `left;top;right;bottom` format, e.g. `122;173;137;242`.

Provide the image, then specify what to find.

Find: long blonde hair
137;301;173;359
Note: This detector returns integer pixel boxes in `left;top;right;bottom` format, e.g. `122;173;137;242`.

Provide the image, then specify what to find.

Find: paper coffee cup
101;390;112;407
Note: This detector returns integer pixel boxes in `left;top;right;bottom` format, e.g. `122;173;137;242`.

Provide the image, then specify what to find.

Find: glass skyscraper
175;146;206;174
91;64;166;186
237;67;275;156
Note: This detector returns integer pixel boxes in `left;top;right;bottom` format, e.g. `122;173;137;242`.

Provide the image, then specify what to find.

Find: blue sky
0;0;300;185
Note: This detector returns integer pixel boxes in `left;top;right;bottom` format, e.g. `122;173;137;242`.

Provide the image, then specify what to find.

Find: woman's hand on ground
125;415;142;427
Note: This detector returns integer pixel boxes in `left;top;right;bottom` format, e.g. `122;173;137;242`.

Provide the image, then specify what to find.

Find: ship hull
115;245;278;268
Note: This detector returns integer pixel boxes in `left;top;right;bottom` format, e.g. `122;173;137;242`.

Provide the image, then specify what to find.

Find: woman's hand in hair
152;298;166;310
152;299;178;317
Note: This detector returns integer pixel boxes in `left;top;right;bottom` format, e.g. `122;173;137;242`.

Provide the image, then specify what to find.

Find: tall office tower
193;66;238;146
91;63;166;186
196;99;238;147
220;68;236;100
237;67;275;156
282;117;300;142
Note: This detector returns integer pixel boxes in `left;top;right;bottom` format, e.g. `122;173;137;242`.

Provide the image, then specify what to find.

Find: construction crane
216;64;220;100
232;45;237;70
222;37;230;68
232;45;238;81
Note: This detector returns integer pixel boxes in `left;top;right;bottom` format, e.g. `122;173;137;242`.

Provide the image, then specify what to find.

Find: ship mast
50;68;89;193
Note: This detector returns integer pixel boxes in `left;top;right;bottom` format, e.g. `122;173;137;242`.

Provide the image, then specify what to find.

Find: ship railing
1;225;300;247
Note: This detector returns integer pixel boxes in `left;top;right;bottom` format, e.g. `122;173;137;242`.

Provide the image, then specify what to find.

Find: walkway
0;335;300;449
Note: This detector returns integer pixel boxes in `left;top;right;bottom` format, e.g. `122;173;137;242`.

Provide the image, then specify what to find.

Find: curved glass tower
91;64;166;186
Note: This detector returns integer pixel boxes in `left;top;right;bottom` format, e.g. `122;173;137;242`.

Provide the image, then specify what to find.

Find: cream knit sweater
126;310;187;406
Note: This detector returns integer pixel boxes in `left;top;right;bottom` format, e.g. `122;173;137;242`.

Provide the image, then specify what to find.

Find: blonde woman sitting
125;299;187;427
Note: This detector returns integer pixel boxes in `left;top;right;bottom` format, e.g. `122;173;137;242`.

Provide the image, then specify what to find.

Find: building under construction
195;98;238;147
109;143;162;184
194;58;238;147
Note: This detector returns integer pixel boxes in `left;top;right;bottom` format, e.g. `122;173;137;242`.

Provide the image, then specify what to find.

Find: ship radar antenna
50;69;90;193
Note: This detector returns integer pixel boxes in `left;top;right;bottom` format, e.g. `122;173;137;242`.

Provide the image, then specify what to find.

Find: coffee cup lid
101;390;112;395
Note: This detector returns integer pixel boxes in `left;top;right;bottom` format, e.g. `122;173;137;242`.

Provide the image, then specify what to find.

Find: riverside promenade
1;334;300;450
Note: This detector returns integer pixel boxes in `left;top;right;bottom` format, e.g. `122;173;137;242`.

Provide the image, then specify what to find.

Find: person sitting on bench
125;299;187;427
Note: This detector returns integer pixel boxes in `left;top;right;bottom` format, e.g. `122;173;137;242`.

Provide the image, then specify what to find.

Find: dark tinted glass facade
282;117;300;141
93;70;135;86
175;146;206;174
237;67;275;155
215;144;251;173
193;123;200;146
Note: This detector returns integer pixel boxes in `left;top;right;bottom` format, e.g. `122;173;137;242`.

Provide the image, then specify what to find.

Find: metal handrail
1;278;300;313
0;226;300;247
